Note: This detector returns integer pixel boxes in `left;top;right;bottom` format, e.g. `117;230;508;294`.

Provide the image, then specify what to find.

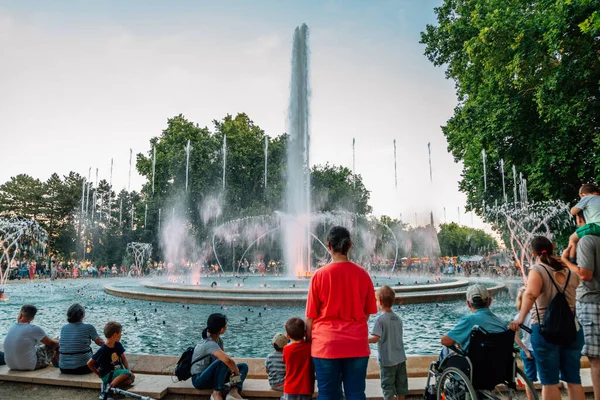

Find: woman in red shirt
306;226;377;400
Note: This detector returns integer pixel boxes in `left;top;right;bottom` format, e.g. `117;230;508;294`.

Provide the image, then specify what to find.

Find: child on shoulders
87;321;134;400
265;333;287;391
282;318;314;400
569;183;600;260
369;285;408;400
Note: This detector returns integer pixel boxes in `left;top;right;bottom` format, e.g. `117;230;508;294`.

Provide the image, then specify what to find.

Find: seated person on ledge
4;304;59;371
439;285;507;361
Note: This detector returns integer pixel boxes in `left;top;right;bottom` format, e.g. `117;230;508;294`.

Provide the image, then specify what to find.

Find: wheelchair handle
519;324;532;334
448;344;466;356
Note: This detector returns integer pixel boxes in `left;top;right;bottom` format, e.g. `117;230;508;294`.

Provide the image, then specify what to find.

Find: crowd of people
1;208;600;400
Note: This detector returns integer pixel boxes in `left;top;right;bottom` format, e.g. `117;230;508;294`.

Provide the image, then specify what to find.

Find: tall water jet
185;139;191;192
393;139;398;189
284;24;311;276
352;137;356;189
128;148;133;191
264;136;268;193
428;142;433;183
499;159;507;202
152;146;156;195
222;134;227;191
512;164;518;205
482;149;487;191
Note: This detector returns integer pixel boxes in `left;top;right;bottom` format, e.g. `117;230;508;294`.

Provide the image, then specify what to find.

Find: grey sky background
0;0;486;229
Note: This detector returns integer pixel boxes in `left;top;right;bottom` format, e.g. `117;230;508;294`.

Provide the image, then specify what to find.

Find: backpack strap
190;353;211;367
538;264;571;294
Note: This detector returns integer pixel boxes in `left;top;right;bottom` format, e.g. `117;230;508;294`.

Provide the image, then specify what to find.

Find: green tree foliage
421;0;600;214
0;112;370;264
437;222;498;256
311;163;372;215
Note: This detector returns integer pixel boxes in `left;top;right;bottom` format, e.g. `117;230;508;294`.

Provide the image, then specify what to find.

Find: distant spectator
4;305;59;370
59;303;104;375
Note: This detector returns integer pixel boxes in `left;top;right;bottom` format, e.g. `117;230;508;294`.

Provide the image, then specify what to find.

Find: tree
437;222;498;256
421;0;600;215
311;163;372;215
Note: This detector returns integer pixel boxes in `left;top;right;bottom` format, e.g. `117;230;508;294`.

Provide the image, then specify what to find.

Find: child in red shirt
282;317;314;400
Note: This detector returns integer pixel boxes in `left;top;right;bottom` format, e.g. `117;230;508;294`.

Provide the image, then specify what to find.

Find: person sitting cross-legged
4;304;59;371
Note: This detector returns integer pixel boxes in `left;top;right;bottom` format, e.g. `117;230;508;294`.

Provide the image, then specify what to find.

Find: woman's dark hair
202;313;228;339
67;303;85;323
326;226;352;256
531;236;564;271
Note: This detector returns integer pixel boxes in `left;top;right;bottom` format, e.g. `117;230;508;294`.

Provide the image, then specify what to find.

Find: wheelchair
424;327;538;400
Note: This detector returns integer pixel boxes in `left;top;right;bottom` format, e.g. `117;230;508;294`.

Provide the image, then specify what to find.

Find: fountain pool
0;277;520;358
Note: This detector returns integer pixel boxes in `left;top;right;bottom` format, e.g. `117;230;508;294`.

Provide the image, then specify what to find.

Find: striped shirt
59;322;100;369
265;351;285;390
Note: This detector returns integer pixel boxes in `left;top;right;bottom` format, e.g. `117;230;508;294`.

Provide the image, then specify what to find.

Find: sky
0;0;486;229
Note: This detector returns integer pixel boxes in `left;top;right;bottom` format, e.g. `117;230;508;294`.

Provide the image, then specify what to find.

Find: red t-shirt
305;261;377;358
282;341;314;395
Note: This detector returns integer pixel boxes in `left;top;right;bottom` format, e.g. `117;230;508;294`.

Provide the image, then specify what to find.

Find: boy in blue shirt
88;321;134;400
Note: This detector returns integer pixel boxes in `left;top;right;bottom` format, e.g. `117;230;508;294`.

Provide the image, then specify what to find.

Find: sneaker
99;382;108;399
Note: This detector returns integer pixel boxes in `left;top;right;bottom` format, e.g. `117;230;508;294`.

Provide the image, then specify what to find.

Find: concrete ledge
0;365;172;398
105;283;505;307
142;279;469;295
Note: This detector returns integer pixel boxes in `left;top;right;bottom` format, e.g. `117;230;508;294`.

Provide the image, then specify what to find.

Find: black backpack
174;347;210;381
534;265;577;345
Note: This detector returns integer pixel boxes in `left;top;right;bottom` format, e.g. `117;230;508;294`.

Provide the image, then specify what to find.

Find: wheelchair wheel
436;366;477;400
479;367;539;400
515;367;538;400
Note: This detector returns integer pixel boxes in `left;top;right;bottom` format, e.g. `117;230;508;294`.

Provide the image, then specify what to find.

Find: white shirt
4;322;46;370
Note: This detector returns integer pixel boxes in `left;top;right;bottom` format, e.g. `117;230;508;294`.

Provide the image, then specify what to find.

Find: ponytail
201;327;209;339
531;236;564;271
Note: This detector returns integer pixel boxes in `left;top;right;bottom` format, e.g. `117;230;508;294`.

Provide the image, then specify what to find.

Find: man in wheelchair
424;285;536;399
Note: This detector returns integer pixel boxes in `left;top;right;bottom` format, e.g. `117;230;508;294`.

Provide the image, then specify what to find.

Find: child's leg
569;232;580;259
395;362;408;400
108;370;134;389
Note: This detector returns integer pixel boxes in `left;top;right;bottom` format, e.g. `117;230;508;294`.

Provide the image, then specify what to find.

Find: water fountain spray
428;142;433;183
131;204;135;229
393;139;398;189
152;146;156;195
144;203;148;228
127;242;152;271
128;148;133;191
80;178;86;216
264;136;268;193
284;23;311;275
512;165;518;205
487;201;572;282
185;139;191;192
85;167;91;217
499;159;507;202
91;168;98;222
352;137;356;189
482;149;487;191
158;208;161;231
119;198;123;227
222;135;227;191
0;218;48;297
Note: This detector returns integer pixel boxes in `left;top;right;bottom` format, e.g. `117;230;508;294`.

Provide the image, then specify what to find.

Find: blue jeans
192;360;248;392
530;323;584;385
313;357;369;400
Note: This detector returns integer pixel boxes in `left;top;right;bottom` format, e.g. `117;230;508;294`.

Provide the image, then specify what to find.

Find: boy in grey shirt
369;285;407;400
569;183;600;260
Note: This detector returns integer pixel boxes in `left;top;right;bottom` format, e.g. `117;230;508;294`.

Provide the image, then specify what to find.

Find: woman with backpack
510;236;584;400
190;313;248;400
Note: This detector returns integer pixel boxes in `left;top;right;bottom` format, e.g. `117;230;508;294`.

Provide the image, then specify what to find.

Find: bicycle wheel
437;366;478;400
